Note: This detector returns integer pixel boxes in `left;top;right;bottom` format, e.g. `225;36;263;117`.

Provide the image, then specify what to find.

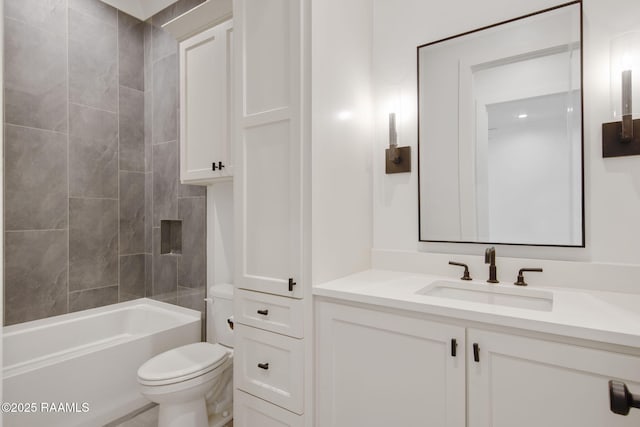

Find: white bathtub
3;298;201;427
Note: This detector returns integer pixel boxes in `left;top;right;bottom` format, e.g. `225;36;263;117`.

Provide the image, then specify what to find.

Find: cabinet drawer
235;324;304;414
234;390;303;427
235;289;304;338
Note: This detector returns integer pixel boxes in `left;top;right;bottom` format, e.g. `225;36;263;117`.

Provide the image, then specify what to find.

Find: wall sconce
603;31;640;157
385;113;411;173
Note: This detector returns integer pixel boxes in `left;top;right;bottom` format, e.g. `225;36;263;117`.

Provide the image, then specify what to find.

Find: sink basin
416;280;553;311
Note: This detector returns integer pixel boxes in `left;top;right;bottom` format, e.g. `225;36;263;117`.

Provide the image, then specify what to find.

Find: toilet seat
138;342;230;386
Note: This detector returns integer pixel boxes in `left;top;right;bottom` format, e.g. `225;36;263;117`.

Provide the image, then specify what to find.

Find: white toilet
137;284;234;427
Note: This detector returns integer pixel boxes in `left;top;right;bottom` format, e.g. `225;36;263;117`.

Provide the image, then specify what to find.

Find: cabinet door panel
316;301;465;427
235;324;304;414
235;0;303;298
180;20;233;183
468;329;640;427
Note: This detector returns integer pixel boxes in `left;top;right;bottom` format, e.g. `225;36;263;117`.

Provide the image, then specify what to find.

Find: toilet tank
207;284;234;348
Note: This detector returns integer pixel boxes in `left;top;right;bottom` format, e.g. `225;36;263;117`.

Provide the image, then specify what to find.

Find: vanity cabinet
316;299;640;427
468;329;640;427
179;19;234;184
316;300;466;427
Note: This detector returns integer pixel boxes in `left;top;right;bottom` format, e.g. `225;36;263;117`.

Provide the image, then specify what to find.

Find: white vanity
314;270;640;427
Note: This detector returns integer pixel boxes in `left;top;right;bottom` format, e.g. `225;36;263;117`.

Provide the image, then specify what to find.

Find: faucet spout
485;247;499;284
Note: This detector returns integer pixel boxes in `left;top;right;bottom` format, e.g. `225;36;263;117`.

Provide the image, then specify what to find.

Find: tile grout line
66;0;71;315
69;283;119;294
117;10;121;304
3;123;68;136
150;15;155;299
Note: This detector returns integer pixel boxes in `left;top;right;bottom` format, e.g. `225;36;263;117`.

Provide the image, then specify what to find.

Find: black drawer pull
473;343;480;362
257;362;269;370
451;339;457;357
257;309;269;316
288;278;296;292
610;380;640;415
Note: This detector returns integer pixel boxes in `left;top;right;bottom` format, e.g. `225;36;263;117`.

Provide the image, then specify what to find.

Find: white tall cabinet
233;0;311;424
233;0;374;423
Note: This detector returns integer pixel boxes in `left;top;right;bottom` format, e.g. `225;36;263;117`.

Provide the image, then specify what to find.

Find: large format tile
120;254;145;298
143;23;153;94
69;286;118;312
4;125;68;230
68;0;117;27
5;0;66;36
4;18;67;132
153;228;178;296
144;91;153;172
118;11;144;91
120;171;145;255
151;25;177;64
69;103;118;198
145;173;153;252
153;141;178;226
69;8;118;112
5;230;68;325
119;86;145;172
69;198;118;291
177;286;206;313
152;54;178;143
178;198;206;289
145;254;153;297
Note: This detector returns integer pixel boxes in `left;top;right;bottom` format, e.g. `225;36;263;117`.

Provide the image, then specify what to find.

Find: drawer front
235;324;304;414
235;289;304;338
234;390;303;427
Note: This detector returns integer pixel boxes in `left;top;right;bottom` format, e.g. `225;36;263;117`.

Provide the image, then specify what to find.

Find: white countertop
313;270;640;349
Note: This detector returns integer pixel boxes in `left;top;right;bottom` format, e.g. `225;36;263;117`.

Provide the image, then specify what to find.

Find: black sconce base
602;119;640;157
385;146;411;174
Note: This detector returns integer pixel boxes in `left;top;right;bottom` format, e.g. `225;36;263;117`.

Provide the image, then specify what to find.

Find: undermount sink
416;280;554;311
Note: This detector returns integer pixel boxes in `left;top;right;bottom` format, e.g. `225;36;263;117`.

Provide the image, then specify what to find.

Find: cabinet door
234;324;304;414
234;0;304;298
316;301;466;427
180;19;233;184
468;329;640;427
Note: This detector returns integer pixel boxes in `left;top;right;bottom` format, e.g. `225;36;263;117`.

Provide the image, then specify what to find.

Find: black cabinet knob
451;339;457;357
258;362;269;370
257;309;269;316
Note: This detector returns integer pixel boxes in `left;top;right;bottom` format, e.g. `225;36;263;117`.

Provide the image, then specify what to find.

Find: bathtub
3;298;201;427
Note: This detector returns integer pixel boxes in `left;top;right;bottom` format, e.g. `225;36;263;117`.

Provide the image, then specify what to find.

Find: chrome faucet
485;247;499;283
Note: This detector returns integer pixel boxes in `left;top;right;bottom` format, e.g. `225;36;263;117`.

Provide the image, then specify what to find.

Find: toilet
137;284;234;427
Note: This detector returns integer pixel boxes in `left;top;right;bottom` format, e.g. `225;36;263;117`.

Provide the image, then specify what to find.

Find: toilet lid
138;342;229;384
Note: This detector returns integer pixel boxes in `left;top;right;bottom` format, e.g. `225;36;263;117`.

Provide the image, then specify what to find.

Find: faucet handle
514;268;543;286
449;261;472;281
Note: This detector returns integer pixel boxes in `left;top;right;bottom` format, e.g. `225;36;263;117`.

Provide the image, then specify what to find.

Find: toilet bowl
137;284;234;427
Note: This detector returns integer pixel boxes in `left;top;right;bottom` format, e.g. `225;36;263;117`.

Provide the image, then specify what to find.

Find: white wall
207;183;234;288
311;0;374;285
372;0;640;268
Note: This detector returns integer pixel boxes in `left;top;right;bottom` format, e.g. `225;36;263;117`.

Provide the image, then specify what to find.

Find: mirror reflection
418;2;583;246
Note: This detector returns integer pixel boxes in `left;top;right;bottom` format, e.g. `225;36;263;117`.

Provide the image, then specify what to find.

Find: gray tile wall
145;0;207;314
4;0;207;325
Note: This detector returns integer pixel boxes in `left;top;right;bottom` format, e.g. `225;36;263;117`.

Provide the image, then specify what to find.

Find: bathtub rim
3;298;201;376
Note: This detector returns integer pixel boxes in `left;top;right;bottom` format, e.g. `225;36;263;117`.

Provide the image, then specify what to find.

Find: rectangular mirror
418;1;584;247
